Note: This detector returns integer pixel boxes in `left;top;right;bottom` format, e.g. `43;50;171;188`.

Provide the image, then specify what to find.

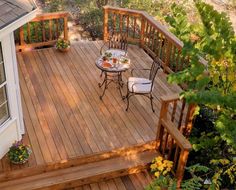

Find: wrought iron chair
100;31;128;55
125;59;161;112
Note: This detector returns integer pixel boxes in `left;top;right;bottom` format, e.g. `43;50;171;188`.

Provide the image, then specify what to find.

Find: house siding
0;120;20;158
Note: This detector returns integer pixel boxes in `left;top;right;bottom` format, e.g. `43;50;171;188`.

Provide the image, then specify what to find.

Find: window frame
0;42;10;128
0;34;23;137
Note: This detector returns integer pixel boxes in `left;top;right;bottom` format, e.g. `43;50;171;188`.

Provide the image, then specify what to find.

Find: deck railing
103;6;189;74
156;94;196;187
16;12;69;51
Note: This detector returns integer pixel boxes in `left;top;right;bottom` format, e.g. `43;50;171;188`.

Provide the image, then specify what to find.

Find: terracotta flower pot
58;46;70;52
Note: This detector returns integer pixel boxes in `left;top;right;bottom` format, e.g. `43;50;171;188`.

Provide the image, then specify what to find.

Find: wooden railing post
176;149;189;188
140;16;145;48
103;6;109;41
164;41;172;73
63;16;68;41
156;98;168;149
183;104;197;138
19;26;25;46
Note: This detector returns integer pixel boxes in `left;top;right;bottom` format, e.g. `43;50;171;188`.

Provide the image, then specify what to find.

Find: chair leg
126;92;130;111
150;94;155;112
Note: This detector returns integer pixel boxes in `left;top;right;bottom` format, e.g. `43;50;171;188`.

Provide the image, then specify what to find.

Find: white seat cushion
128;77;152;93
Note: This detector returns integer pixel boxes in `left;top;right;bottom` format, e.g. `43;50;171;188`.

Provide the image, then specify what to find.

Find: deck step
0;141;157;183
0;151;158;190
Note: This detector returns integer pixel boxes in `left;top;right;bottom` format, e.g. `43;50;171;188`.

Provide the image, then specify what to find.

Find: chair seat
128;77;152;93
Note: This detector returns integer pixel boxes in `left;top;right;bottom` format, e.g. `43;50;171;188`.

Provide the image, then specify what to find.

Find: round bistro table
95;49;131;99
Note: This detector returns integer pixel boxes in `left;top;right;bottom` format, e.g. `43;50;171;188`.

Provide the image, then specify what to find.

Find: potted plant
8;141;32;165
55;38;70;52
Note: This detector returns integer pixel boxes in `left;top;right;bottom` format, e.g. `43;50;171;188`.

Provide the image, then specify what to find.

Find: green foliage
44;0;66;12
79;8;103;39
146;163;210;190
145;175;177;190
160;1;236;189
166;0;236;149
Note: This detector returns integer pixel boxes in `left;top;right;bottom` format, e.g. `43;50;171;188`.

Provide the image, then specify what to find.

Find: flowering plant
150;156;173;177
55;38;70;50
8;141;31;164
146;156;176;190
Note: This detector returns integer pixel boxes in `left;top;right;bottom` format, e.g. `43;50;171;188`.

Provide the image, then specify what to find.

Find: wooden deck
0;41;181;173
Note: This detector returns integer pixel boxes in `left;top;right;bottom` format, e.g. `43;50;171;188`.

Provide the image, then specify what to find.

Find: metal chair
125;59;161;112
100;31;128;56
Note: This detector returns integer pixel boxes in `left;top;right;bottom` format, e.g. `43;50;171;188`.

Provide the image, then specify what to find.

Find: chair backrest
149;60;161;89
108;32;128;52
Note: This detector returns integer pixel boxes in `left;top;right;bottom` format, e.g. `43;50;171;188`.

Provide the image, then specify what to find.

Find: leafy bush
79;8;103;39
163;1;236;189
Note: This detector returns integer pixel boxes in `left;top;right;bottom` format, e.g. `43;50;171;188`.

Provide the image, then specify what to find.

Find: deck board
0;41;181;173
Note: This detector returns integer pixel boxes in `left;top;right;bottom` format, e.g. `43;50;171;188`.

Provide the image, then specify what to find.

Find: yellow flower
154;171;160;178
155;156;163;163
150;164;157;170
158;165;164;171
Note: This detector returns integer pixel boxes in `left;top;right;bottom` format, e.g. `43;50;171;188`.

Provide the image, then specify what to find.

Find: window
0;42;10;126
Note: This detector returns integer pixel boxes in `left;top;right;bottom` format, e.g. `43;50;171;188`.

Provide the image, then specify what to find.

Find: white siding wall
0;120;19;158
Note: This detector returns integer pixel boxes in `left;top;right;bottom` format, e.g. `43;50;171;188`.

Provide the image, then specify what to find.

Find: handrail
16;12;69;51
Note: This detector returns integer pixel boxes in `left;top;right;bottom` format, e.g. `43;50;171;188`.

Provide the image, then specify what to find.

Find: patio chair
100;31;128;55
125;59;161;112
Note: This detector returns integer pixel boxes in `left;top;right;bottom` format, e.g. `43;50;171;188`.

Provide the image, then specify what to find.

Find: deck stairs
0;141;158;190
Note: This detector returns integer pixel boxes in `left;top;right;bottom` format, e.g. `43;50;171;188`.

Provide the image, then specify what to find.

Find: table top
95;49;131;73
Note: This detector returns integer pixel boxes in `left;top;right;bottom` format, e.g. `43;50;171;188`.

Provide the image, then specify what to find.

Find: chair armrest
131;68;151;77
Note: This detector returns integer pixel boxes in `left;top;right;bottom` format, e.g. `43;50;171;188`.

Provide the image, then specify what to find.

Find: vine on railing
103;6;189;74
15;12;69;51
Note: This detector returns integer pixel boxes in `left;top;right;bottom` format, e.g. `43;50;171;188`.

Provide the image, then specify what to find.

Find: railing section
16;12;69;51
156;94;196;187
103;6;190;74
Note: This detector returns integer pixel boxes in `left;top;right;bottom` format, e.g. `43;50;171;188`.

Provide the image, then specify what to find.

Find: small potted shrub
8;141;32;164
55;38;70;52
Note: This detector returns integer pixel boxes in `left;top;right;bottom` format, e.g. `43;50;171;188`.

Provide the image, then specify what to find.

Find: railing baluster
148;25;153;48
151;28;156;51
35;22;38;42
42;21;46;42
133;17;136;38
171;100;177;122
49;20;52;41
126;15;129;35
63;16;68;41
178;100;186;130
119;14;123;32
27;23;31;43
140;16;145;48
113;13;116;32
